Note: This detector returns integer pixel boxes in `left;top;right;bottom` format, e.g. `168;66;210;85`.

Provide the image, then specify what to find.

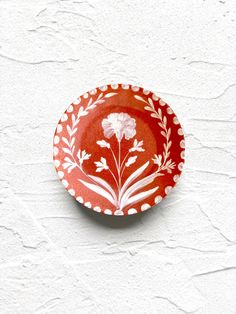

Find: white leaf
87;98;93;107
62;147;71;155
79;111;88;117
123;187;158;208
151;113;158;118
68;164;76;173
62;162;71;169
88;175;117;202
71;128;78;136
71;137;75;147
104;93;117;98
134;95;146;103
120;161;149;196
94;99;105;105
120;172;162;209
79;179;116;206
148;98;154;108
97;93;103;100
62;137;70;146
66;125;72;135
96;140;110;148
64;156;72;163
167;128;171;139
167;141;172;150
87;104;96;110
144;106;153;111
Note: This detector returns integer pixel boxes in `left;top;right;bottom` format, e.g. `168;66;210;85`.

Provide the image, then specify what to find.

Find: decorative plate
53;84;185;216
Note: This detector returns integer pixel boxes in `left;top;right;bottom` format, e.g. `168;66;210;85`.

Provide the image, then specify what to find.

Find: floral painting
53;84;185;215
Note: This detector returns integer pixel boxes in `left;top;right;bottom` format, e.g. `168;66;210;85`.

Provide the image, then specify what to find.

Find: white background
1;0;236;313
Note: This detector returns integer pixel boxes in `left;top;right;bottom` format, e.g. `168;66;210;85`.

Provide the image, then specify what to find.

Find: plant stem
110;147;119;173
120;151;130;172
108;169;119;190
118;140;121;188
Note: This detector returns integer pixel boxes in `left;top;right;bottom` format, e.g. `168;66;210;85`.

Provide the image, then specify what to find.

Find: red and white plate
53;84;185;216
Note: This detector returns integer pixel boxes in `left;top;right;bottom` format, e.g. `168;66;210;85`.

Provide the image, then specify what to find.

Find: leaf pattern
79;179;116;206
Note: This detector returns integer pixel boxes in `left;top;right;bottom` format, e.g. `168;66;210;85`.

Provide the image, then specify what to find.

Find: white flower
96;140;110;148
152;154;162;166
129;139;144;152
77;149;91;165
94;157;109;172
102;113;136;142
125;156;137;167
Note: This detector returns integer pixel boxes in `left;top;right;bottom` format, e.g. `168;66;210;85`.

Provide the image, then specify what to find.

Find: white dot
121;84;129;90
180;139;185;148
165;186;172;194
173;175;179;183
178;128;183;136
54;136;59;144
143;89;150;95
173;117;179;125
53;147;59;156
104;209;112;215
85;202;92;208
90;89;97;95
58;171;64;179
131;86;139;92
152;94;159;101
62;179;69;188
67;105;73;113
54;160;60;168
57;124;62;133
181;151;185;159
128;208;137;215
99;85;108;91
155;196;162;204
61;113;68;122
111;84;119;89
68;189;75;196
73;97;81;105
159;99;166;106
94;206;101;212
114;210;124;215
83;93;89;99
141;204;150;211
178;162;184;171
167;107;173;115
76;196;83;203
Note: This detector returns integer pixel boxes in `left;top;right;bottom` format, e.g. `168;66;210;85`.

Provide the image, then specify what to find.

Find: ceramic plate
53;84;185;215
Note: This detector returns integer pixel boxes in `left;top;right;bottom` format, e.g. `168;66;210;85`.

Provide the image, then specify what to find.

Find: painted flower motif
165;160;176;173
94;157;109;172
152;154;162;166
102;113;136;142
96;140;110;148
125;156;137;167
77;149;91;166
129;139;145;152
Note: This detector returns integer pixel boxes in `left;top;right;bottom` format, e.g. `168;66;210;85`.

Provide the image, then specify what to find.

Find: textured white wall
1;0;236;313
